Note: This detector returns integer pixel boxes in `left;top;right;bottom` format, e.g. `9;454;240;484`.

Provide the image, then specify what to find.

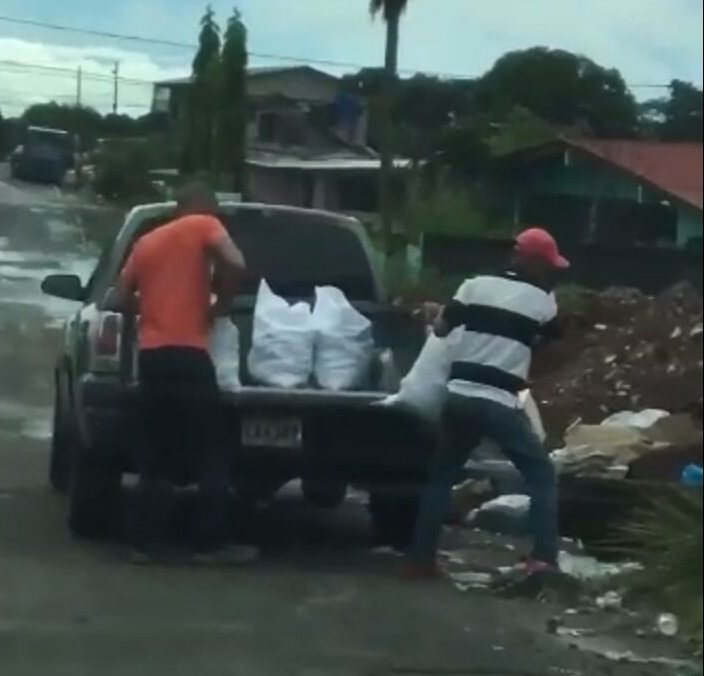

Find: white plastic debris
247;280;315;389
601;409;670;429
595;590;623;610
450;571;493;586
468;494;530;536
558;551;642;580
656;612;679;637
208;317;241;393
311;286;374;391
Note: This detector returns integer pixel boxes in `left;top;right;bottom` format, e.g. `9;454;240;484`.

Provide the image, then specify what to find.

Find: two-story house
152;65;408;218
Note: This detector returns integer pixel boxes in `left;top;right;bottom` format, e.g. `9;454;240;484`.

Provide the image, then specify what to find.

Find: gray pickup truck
42;202;432;547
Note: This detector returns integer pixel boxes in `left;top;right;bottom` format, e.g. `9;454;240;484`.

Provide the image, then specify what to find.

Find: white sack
247;280;314;389
208;317;241;393
312;286;374;391
379;330;456;422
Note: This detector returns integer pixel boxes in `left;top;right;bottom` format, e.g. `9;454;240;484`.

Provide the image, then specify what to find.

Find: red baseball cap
514;228;569;269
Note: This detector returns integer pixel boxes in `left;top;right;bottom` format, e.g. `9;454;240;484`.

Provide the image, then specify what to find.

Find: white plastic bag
208;317;241;393
380;330;456;422
247;280;314;389
312;286;374;391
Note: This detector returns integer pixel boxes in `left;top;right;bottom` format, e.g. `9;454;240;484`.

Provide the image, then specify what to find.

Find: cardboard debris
552;409;703;479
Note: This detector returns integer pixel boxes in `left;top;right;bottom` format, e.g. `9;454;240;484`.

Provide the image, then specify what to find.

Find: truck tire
302;479;347;509
369;491;420;551
49;384;72;493
68;449;121;540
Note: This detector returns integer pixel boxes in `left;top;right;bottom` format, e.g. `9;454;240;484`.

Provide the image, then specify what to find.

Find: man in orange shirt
117;182;256;564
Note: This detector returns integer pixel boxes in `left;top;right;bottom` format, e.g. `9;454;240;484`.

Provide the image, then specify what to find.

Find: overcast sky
1;0;702;117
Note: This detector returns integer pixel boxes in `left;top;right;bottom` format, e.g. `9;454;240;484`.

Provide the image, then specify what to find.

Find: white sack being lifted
312;286;374;391
208;317;241;393
379;330;456;423
380;329;546;443
247;280;315;389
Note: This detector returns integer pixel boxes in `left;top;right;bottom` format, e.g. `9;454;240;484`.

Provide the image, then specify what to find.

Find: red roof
568;139;703;210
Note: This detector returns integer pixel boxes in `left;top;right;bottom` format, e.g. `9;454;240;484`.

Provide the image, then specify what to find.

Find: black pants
132;347;229;553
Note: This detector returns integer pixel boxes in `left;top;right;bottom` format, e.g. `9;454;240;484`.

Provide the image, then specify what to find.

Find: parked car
10;126;74;185
41;202;431;546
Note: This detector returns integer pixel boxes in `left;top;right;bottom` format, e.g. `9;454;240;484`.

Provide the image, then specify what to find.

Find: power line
0;59;152;85
0;13;674;86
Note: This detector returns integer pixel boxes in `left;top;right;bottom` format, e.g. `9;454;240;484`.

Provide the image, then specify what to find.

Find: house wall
677;205;703;247
246;166;305;206
249;71;339;104
502;150;701;248
512;151;662;204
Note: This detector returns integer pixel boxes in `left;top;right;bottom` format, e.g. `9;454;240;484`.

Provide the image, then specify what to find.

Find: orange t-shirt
121;214;229;351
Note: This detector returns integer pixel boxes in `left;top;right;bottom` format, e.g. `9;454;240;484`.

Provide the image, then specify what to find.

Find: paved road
0;176;680;676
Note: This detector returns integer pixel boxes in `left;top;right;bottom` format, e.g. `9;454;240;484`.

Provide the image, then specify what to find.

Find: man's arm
106;251;138;314
432;279;474;337
206;229;247;315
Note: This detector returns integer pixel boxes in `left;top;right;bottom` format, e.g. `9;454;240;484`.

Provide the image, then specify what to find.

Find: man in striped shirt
406;228;568;578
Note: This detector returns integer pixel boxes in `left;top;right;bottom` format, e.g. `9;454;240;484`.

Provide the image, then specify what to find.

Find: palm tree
370;0;409;252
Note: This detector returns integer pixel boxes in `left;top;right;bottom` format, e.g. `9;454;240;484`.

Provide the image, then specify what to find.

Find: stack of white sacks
209;280;375;392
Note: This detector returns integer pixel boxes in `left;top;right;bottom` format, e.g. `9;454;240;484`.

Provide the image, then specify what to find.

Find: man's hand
208;297;231;323
412;302;443;325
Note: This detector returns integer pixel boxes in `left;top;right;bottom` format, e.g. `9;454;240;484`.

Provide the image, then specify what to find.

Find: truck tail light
96;313;122;357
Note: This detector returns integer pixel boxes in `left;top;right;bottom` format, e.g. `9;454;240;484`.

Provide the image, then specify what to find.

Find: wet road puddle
0;202;100;439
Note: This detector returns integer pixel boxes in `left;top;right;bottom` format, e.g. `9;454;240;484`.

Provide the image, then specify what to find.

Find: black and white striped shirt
443;270;559;408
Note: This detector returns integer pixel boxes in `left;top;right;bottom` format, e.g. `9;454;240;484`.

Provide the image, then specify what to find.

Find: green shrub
93;142;161;206
405;184;514;239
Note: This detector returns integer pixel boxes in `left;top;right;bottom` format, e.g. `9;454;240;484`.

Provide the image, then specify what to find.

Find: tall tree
370;0;409;251
214;8;248;190
473;47;638;138
641;80;703;142
184;5;221;173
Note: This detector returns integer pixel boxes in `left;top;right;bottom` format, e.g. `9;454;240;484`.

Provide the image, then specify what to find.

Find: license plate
241;417;302;448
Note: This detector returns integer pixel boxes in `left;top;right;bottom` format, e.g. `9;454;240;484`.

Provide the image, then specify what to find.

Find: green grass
617;487;703;643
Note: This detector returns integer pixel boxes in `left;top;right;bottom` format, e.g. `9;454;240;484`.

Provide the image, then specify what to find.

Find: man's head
511;227;569;286
175;181;219;216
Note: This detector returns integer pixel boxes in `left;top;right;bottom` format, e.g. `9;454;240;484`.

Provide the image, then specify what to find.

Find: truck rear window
129;207;378;302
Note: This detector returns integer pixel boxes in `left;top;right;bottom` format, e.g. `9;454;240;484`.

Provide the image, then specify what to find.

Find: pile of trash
533;283;703;445
551;409;703;480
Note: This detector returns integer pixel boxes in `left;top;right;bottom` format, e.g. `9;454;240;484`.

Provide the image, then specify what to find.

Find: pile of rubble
533;283;703;446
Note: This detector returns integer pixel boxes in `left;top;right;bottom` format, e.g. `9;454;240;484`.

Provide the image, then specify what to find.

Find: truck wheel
49;387;72;492
368;491;420;551
302;479;347;509
68;449;121;540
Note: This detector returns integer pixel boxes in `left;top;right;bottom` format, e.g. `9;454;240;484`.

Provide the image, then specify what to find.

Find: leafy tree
183;5;222;173
370;0;410;250
473;47;638;138
641;80;703;142
214;8;248;190
486;106;556;156
21;103;104;148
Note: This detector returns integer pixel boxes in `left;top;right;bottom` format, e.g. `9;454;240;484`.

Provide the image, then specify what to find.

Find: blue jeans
410;393;558;565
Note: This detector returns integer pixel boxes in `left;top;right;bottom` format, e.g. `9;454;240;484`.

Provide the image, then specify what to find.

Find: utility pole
76;66;83;106
112;61;120;114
